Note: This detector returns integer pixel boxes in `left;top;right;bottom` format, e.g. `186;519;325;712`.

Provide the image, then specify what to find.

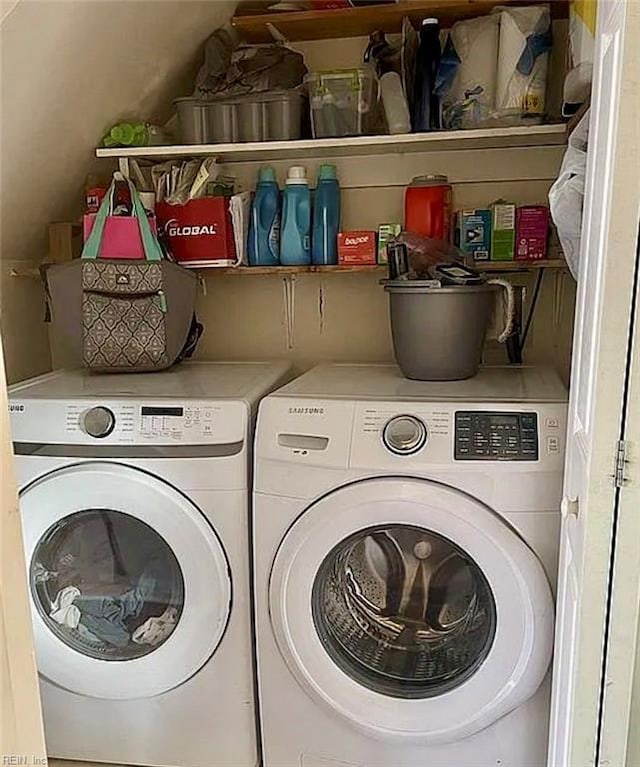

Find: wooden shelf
11;259;566;279
97;124;567;164
10;266;41;279
196;259;566;275
197;264;384;275
232;0;568;43
480;258;566;272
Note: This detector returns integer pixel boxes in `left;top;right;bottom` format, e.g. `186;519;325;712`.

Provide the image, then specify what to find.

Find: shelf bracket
282;274;296;351
118;157;130;179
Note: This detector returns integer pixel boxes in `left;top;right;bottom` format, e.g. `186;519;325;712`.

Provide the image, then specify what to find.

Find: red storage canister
404;175;452;240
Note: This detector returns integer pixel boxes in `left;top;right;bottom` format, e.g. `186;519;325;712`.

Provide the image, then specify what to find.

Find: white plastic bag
548;109;589;279
439;6;552;127
494;4;551;123
439;15;500;129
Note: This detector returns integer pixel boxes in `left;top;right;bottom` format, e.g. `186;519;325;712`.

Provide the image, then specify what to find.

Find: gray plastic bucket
384;281;499;381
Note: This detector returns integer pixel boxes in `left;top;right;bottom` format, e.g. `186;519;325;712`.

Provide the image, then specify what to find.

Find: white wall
0;0;235;382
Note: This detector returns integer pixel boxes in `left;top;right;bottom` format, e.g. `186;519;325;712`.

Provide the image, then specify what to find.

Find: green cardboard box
377;223;402;264
490;202;516;261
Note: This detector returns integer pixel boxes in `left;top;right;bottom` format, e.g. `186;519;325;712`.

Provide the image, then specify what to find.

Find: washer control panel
41;399;246;445
382;415;428;455
455;411;538;460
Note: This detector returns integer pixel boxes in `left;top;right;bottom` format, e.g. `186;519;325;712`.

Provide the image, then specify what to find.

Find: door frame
548;1;640;764
0;340;47;765
597;228;640;765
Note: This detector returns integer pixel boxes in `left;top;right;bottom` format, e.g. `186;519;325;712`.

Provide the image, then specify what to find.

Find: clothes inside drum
312;524;497;698
30;509;184;660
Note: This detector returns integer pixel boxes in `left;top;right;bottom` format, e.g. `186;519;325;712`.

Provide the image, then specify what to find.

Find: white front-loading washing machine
9;361;291;767
253;363;568;767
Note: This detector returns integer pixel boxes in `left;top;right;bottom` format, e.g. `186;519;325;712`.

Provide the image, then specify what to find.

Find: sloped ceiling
0;0;236;381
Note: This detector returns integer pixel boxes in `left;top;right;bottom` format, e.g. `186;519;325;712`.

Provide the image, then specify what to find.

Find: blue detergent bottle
312;164;340;265
280;165;311;266
248;166;280;266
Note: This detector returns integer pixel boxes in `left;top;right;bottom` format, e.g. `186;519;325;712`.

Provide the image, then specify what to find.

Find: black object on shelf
387;243;410;279
521;269;545;349
412;18;442;132
506;284;524;364
507;271;545;364
364;29;401;76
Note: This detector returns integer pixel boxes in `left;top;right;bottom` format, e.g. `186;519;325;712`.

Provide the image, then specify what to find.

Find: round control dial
82;406;115;439
383;415;427;455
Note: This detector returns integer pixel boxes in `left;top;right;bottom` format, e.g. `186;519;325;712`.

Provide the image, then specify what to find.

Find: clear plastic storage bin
305;68;377;138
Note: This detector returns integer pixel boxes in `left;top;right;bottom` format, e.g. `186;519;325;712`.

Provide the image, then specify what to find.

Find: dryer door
21;462;231;700
270;477;554;743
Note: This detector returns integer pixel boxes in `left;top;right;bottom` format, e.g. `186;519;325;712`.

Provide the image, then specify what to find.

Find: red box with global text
156;197;236;267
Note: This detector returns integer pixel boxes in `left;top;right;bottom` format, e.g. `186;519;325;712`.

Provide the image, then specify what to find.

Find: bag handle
102;175;138;218
82;172;162;262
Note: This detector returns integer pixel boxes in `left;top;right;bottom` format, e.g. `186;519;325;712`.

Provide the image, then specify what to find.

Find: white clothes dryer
9;361;291;767
253;364;568;767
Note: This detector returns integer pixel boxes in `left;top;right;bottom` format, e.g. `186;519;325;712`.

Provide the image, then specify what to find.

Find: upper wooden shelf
232;0;569;43
96;124;567;164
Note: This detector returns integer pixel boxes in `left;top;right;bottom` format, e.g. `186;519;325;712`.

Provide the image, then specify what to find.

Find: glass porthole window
312;524;496;698
30;510;184;661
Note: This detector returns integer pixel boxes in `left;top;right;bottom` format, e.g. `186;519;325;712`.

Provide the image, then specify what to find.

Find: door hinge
613;440;629;488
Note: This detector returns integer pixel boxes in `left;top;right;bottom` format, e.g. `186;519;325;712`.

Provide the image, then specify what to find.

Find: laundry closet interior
4;0;579;384
2;2;639;767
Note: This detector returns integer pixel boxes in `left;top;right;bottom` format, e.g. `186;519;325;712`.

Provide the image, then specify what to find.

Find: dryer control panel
455;411;538;460
348;401;563;469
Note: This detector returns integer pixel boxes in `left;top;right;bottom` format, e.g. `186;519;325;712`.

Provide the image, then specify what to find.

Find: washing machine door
20;462;231;700
269;476;554;743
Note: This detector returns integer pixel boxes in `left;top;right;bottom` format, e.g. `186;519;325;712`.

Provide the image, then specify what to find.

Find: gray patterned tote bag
47;175;197;372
